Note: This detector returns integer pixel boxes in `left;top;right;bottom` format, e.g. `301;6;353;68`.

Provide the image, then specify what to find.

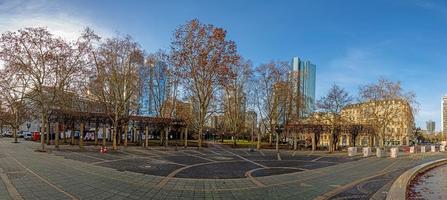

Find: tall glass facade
138;61;168;116
291;57;316;117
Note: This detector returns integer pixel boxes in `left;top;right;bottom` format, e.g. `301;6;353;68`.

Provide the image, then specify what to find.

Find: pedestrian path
0;138;445;199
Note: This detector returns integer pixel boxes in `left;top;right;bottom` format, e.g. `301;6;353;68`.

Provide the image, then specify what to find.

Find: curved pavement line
356;178;384;194
0;168;23;200
155;161;217;188
7;153;79;200
180;151;216;162
212;144;268;168
244;167;310;187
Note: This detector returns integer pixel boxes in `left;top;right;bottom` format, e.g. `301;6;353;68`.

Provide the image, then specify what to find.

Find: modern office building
442;95;447;136
290;57;316;117
138;61;168;117
426;120;435;133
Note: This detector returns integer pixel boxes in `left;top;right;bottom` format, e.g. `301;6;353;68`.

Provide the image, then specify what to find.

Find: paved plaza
0;138;445;200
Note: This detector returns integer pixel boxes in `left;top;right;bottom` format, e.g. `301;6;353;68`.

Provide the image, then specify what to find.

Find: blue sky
1;0;446;130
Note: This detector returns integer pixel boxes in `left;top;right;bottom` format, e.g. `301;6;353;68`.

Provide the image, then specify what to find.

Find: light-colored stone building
341;99;414;146
288;99;414;148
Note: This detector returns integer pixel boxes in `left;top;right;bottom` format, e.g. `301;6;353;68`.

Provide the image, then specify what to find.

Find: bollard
363;147;372;157
348;147;357;157
390;147;399;158
431;145;436;152
376;148;385;158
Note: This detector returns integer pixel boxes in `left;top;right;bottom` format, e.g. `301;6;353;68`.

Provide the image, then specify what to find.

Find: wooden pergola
46;109;188;149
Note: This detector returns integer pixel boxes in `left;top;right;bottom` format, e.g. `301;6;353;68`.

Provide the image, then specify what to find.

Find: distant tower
442;96;447;136
290;57;316;117
426;120;435;133
138;60;168;116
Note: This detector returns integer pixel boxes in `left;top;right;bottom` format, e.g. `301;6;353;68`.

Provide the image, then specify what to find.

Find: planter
348;147;357;156
431;145;436;152
376;147;385;158
390;147;399;158
362;147;372;157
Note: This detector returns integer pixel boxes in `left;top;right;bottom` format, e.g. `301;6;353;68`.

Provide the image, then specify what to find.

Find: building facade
290;57;316;117
287;99;414;148
341;99;414;146
426;120;436;133
442;95;447;136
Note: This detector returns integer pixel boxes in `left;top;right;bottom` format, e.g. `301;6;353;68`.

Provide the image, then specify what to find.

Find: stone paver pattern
0;137;445;200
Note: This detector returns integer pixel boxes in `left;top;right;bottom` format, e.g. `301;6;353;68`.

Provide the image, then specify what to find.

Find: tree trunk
184;128;188;148
46;121;50;145
94;125;99;145
124;124;128;147
275;131;281;160
312;132;316;151
117;126;121;145
40;114;45;151
55;122;59;149
79;122;84;150
145;126;149;148
159;129;164;146
13;127;17;143
257;128;261;150
198;127;203;149
102;126;106;147
329;132;334;153
165;127;169;148
269;133;272;146
112;124;117;150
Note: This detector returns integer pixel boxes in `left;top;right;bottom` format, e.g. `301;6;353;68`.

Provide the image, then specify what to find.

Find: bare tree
0;27;96;151
143;50;173;146
358;78;417;147
170;19;239;148
90;35;144;150
0;67;30;143
316;84;353;152
254;61;289;159
222;58;253;146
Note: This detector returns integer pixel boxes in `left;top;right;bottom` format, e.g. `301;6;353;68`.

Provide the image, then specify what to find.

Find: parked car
23;132;32;140
17;131;24;138
4;131;12;137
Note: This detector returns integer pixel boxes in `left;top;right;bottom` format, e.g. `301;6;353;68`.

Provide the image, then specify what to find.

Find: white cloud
0;0;111;41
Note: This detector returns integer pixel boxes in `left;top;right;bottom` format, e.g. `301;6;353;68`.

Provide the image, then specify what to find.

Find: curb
386;158;447;200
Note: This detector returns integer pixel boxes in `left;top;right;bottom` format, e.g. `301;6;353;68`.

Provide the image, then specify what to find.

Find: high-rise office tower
138;61;168;116
426;120;435;133
290;57;316;117
442;95;447;135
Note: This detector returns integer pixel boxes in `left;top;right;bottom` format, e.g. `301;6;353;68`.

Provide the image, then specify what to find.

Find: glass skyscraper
138;61;168;117
291;57;316;117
